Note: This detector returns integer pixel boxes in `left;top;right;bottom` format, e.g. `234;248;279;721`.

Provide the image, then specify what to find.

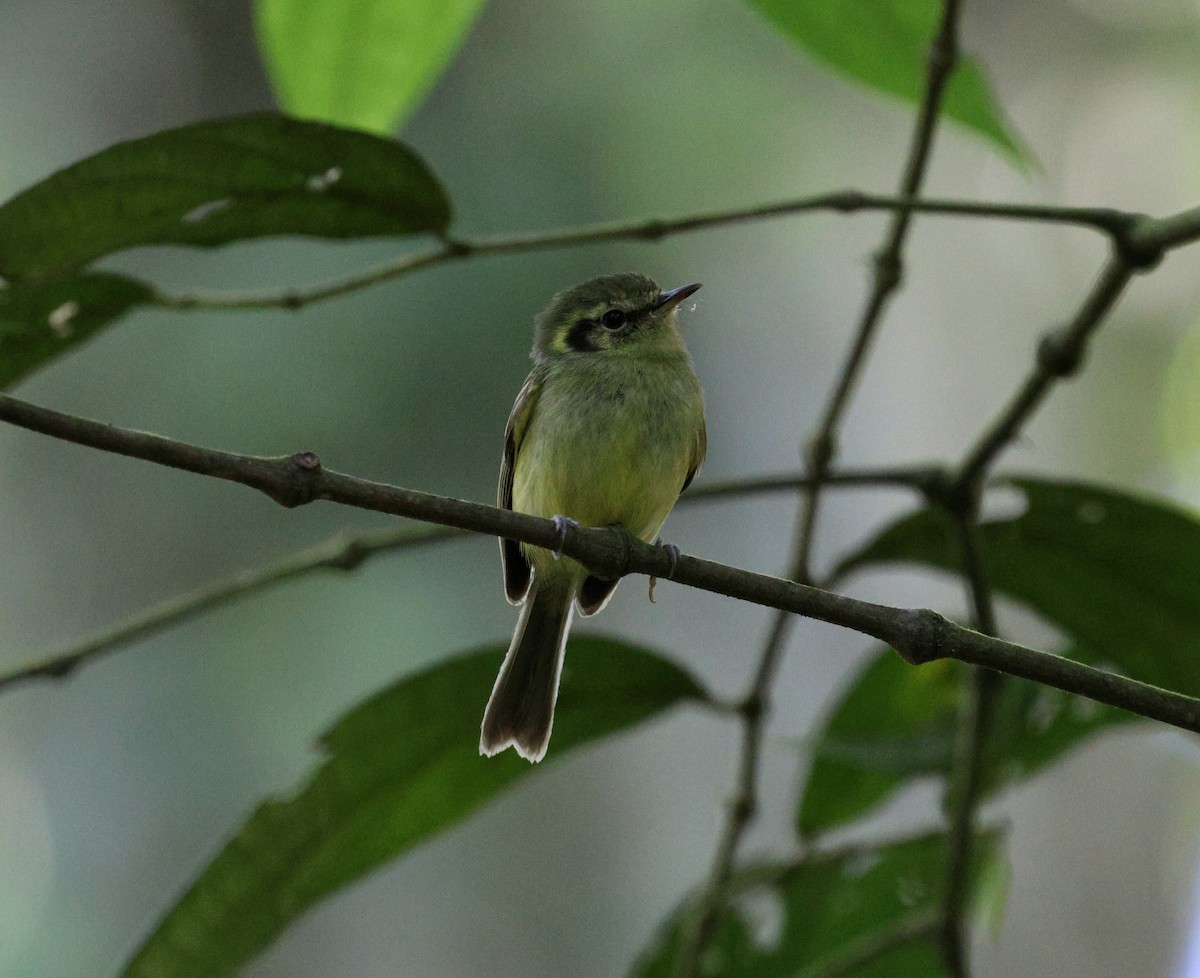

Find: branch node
893;608;946;665
828;190;868;212
258;452;326;508
871;248;904;292
281;291;303;312
730;790;756;824
913;465;958;509
1036;327;1084;379
291;451;322;472
805;431;837;473
328;537;369;571
639;219;669;241
1113;215;1165;272
737;690;765;723
440;236;472;258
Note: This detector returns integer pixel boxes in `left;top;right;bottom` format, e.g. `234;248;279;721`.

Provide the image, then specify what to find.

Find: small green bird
480;272;707;762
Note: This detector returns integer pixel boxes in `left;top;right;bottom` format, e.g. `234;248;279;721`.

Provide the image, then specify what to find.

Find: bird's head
532;273;701;360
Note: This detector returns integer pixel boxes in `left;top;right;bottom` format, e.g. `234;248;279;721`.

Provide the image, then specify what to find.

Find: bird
480;272;707;762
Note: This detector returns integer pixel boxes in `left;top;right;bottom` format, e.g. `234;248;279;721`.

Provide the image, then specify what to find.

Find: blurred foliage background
2;0;1200;975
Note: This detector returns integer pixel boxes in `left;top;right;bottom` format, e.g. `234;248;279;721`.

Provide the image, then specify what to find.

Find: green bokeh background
2;1;1200;976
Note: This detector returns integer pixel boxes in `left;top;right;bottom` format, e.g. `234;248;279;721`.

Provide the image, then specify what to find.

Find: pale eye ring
601;309;626;329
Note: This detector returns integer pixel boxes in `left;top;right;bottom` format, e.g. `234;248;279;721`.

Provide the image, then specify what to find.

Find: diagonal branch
0;466;939;694
1;391;1199;733
674;3;984;974
0;525;460;692
954;256;1136;487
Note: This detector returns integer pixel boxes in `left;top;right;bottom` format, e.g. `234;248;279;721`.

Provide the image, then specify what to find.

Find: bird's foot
648;539;681;603
550;515;580;560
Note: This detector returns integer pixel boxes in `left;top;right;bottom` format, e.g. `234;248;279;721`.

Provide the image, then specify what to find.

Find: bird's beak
655;282;702;312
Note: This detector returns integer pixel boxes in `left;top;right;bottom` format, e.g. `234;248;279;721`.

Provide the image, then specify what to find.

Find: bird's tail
479;580;574;762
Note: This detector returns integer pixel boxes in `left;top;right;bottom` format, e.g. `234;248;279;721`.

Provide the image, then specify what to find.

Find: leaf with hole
117;637;703;978
630;829;1000;978
0;273;154;389
0;113;452;284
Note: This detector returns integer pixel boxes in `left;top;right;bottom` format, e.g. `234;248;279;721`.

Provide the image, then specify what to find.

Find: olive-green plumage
480;273;707;762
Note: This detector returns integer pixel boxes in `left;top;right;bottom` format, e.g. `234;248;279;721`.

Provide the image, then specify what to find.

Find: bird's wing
681;413;707;493
499;372;541;604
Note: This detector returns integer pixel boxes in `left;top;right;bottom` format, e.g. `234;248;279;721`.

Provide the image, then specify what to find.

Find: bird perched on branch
480;272;707;762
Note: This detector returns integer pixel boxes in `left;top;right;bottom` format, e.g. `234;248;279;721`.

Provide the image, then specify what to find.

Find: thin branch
939;510;1002;978
955;256;1136;487
0;525;460;692
800;0;967;584
149;191;1140;313
1;392;1198;733
678;4;985;974
0;466;935;694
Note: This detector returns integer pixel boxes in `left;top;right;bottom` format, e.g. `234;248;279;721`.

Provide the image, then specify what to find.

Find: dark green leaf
0;273;153;388
799;653;959;838
119;637;702;978
744;0;1028;163
800;477;1194;836
798;648;1131;838
256;0;488;135
0;114;451;283
837;478;1200;696
631;830;999;978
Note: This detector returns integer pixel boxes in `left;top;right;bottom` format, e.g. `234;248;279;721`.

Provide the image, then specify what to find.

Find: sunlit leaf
631;830;1000;978
256;0;488;134
0;113;451;284
118;638;703;978
744;0;1028;163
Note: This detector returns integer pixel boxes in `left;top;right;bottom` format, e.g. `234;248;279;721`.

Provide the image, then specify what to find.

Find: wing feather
499;373;541;604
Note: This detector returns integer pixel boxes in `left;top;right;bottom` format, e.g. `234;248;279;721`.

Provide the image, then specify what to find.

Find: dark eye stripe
566;318;599;352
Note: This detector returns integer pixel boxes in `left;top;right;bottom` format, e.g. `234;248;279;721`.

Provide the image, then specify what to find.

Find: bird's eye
601;309;626;329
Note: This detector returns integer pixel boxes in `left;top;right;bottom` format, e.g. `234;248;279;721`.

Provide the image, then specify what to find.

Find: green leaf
0;113;451;284
0;274;153;388
798;653;959;838
837;478;1200;696
631;830;1000;978
797;648;1131;838
744;0;1027;163
799;477;1196;837
118;637;702;978
255;0;488;135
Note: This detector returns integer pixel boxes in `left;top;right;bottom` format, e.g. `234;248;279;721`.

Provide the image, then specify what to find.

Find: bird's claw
648;539;681;603
550;515;580;559
661;541;681;579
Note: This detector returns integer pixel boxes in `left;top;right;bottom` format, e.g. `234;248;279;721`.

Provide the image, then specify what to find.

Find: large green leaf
0;273;154;388
256;0;488;135
118;637;702;978
798;477;1200;837
0;113;451;284
631;830;1000;978
837;478;1200;696
797;648;1131;838
744;0;1027;163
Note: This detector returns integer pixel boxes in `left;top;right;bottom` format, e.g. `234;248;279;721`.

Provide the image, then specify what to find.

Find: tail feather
480;583;574;762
